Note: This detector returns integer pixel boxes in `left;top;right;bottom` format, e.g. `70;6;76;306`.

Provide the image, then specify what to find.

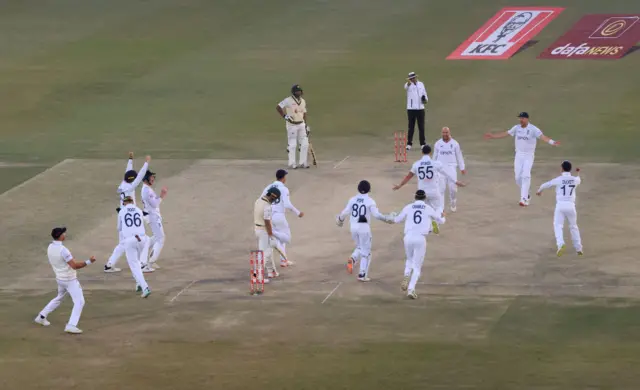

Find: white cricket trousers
39;279;85;327
554;201;582;251
286;122;309;167
106;231;127;268
403;234;427;293
350;225;372;276
271;213;291;263
425;190;443;217
123;236;150;290
147;216;165;264
438;165;457;207
255;228;276;273
514;153;534;200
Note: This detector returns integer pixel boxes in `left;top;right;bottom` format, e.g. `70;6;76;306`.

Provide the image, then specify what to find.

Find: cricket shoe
357;273;371;282
577;250;584;257
346;257;355;274
401;275;410;291
34;315;50;327
104;265;121;273
141;287;152;298
407;290;418;299
431;220;440;235
289;164;298;169
64;325;83;334
450;203;457;213
300;164;310;169
149;262;161;270
141;264;154;273
268;270;279;278
406;145;412;151
136;285;142;293
556;244;566;257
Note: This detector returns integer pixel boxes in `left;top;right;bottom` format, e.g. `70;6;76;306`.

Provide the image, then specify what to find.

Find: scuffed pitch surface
3;157;640;301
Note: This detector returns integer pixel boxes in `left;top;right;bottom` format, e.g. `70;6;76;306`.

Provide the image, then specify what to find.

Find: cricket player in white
141;170;168;270
387;190;445;299
393;145;465;233
261;169;304;267
536;160;583;257
433;127;466;212
35;227;96;334
104;153;150;273
336;180;391;281
254;187;281;281
485;112;560;207
118;196;152;297
276;84;309;169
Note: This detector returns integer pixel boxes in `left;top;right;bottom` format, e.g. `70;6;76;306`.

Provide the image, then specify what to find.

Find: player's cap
407;72;417;79
421;144;432;154
124;169;137;183
122;196;134;203
415;190;427;200
561;160;572;172
51;227;67;240
291;84;303;94
276;169;288;180
357;180;371;194
517;112;529;118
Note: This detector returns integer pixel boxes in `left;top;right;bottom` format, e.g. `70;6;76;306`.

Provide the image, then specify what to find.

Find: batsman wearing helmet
104;152;150;273
254;187;282;282
276;84;309;169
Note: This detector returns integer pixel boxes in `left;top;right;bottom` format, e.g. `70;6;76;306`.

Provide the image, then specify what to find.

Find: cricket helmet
291;84;303;95
266;186;281;199
143;170;156;183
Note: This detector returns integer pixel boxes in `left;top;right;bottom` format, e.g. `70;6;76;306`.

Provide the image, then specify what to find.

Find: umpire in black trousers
404;72;428;150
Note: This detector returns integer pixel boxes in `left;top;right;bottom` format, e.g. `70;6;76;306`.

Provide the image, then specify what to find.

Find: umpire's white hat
407;72;417;79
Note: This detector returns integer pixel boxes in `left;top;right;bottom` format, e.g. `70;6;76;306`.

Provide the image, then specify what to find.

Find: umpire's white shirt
404;81;428;110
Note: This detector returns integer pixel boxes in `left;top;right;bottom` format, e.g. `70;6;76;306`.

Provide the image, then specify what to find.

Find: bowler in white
433;127;466;212
536;160;583;257
485;112;560;207
34;227;96;334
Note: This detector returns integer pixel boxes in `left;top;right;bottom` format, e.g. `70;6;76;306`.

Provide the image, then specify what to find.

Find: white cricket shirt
118;204;146;239
254;197;272;229
404;81;428;110
278;96;307;123
433;138;465;170
410;155;455;193
47;241;76;281
393;200;445;236
141;184;162;220
538;172;582;204
339;193;384;232
261;181;300;216
507;123;543;155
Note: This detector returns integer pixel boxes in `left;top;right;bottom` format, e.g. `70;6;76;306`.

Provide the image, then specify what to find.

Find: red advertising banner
447;7;564;60
538;14;640;59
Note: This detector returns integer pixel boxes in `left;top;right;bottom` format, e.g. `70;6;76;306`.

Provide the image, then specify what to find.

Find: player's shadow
513;40;539;57
623;46;640;57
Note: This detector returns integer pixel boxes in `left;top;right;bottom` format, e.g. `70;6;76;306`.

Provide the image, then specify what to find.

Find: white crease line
0;159;73;198
168;280;197;303
333;156;350;169
321;282;342;304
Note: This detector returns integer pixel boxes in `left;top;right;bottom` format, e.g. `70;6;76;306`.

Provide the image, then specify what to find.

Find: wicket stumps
250;250;265;295
394;131;408;163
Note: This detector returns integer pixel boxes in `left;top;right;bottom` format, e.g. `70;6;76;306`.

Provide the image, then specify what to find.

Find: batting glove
284;114;293;123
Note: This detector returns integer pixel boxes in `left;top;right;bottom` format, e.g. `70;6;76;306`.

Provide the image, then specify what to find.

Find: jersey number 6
418;166;434;180
125;212;142;227
413;210;422;224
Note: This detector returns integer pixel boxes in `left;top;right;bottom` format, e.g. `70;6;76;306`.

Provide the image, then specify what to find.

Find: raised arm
130;156;150;189
126;152;134;172
62;248;96;270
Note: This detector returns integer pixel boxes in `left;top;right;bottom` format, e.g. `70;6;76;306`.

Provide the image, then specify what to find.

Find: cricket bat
307;126;317;167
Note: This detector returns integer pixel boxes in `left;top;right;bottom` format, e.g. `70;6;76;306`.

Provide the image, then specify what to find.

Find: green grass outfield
1;1;639;389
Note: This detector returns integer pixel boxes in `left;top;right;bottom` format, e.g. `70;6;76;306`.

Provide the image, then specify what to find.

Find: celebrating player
276;84;310;169
261;169;304;267
387;190;445;299
104;153;150;273
142;170;168;271
35;227;96;334
536;161;583;257
393;145;465;234
484;112;560;207
336;180;391;282
118;196;152;297
433;127;466;212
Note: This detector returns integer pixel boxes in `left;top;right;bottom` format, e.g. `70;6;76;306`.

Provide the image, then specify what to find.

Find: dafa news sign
538;14;640;59
447;7;564;60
